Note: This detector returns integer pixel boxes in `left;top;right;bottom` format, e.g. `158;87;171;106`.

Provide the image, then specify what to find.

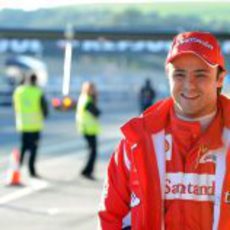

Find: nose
184;74;196;90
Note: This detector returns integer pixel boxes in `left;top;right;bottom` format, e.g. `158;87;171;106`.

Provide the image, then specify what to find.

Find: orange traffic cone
6;148;22;186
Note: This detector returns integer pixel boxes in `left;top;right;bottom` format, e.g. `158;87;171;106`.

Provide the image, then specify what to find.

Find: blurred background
1;1;230;229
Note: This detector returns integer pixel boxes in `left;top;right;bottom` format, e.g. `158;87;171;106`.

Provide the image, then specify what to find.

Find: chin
179;107;201;117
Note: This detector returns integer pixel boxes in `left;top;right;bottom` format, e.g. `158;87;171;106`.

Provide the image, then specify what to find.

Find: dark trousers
82;135;97;176
20;132;40;176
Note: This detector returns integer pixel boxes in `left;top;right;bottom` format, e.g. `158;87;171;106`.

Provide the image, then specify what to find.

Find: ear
165;65;169;76
217;70;226;88
165;63;173;77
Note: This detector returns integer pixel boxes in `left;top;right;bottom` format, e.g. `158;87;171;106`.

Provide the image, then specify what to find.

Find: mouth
181;93;200;100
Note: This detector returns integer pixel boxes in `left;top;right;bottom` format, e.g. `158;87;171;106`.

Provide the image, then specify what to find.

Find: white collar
176;110;217;132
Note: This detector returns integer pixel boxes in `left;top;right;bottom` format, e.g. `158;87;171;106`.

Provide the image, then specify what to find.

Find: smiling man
98;32;230;230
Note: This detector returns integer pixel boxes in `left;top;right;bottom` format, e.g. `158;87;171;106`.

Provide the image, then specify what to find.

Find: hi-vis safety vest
13;85;44;132
76;94;100;135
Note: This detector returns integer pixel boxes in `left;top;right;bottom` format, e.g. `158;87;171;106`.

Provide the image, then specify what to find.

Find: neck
175;110;217;132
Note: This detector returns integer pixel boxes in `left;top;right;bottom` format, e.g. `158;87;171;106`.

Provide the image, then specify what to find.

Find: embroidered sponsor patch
200;144;209;155
165;134;172;161
199;151;217;164
130;192;140;208
165;139;170;152
178;37;214;50
165;173;215;202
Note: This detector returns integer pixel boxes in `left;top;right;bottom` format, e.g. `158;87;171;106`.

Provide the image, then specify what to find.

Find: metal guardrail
1;28;230;41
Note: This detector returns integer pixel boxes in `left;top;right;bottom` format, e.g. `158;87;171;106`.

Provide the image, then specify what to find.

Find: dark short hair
30;74;37;85
217;67;225;95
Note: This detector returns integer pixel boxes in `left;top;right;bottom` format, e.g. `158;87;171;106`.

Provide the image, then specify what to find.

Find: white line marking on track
0;179;49;205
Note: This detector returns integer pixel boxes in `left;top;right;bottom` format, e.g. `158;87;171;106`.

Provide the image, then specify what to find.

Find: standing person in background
98;31;230;229
139;78;156;112
76;81;101;180
13;74;49;178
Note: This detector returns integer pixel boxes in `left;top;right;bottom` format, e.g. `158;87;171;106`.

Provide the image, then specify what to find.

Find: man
98;31;230;229
139;78;156;112
13;74;48;177
76;81;101;180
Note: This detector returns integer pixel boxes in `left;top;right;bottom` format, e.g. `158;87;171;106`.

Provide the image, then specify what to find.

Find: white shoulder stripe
152;130;166;199
223;127;230;148
212;128;230;230
152;130;165;230
123;142;131;171
213;147;227;230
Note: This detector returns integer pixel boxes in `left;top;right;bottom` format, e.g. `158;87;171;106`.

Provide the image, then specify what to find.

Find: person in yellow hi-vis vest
76;81;101;180
13;74;48;178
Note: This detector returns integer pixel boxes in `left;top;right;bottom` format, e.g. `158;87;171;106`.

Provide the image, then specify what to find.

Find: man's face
167;53;224;118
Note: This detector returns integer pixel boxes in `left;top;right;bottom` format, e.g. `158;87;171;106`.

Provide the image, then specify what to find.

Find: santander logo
165;173;215;202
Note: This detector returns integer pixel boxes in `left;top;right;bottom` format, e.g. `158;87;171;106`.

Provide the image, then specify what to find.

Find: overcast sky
1;0;230;11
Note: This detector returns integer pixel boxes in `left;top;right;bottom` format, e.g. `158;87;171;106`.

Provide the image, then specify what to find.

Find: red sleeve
98;139;131;230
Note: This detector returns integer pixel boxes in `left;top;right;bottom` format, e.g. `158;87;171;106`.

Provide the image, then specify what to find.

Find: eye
173;73;185;79
195;73;207;79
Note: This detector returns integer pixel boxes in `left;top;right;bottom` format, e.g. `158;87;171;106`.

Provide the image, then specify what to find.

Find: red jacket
98;95;230;230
